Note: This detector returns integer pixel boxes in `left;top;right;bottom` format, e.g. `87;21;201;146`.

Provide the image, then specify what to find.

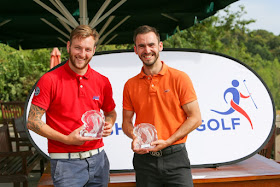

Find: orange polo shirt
123;62;197;145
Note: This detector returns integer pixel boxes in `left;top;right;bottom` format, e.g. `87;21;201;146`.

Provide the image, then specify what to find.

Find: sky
217;0;280;36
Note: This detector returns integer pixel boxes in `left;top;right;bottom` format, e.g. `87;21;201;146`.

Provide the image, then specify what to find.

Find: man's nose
79;49;86;57
144;46;151;53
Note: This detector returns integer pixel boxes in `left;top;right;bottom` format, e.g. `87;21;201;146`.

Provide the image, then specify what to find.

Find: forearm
122;121;135;139
104;109;117;125
166;116;201;145
27;104;68;144
122;109;136;139
28;104;96;145
166;100;202;145
27;116;68;144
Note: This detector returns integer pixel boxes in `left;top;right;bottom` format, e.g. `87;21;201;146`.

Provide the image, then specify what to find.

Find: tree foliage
163;5;280;109
0;46;67;101
1;5;280;109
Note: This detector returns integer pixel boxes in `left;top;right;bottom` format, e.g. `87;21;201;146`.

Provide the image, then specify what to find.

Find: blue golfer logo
211;80;257;129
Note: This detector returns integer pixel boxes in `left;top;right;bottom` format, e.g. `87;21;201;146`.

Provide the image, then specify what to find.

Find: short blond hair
70;25;100;46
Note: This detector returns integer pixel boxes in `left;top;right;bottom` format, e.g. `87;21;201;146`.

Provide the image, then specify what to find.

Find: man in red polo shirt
122;25;202;187
27;25;116;187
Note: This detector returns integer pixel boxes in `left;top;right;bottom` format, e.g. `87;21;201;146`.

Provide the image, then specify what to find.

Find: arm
27;104;96;145
122;109;149;154
150;100;202;151
122;109;135;139
102;109;117;137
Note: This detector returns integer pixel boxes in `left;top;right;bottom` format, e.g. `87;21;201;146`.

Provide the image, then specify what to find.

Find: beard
69;48;92;70
140;52;159;67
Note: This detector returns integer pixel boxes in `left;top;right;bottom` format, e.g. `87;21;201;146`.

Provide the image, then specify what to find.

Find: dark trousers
133;144;193;187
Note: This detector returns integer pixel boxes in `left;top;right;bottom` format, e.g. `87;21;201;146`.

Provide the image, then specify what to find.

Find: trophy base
141;144;151;148
84;133;97;137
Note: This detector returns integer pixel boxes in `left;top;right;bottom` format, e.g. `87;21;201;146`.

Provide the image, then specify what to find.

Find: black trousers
133;144;193;187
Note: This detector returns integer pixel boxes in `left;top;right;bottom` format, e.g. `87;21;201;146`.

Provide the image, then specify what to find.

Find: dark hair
133;25;160;44
70;25;100;46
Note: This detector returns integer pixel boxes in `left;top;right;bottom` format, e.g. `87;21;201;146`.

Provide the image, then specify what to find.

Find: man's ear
134;45;138;55
159;41;163;52
92;46;96;56
67;41;70;53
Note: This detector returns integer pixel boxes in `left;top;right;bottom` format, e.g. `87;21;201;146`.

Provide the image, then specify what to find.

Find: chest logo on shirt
34;87;40;96
93;96;100;100
164;89;170;93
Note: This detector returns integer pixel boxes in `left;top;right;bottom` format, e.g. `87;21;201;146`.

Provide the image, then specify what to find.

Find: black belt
149;143;185;157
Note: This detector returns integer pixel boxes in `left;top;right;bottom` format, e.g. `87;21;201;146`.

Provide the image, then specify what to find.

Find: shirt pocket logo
93;96;100;100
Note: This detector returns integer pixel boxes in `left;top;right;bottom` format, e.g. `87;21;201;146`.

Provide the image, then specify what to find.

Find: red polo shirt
32;61;116;153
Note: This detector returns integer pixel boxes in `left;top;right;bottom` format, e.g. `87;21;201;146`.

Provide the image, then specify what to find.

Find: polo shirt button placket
150;81;157;94
78;76;85;97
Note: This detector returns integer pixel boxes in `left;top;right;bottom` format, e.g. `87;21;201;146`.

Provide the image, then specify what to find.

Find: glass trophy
133;123;158;149
80;110;105;138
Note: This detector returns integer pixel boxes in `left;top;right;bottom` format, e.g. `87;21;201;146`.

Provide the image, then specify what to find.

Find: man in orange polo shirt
122;25;202;187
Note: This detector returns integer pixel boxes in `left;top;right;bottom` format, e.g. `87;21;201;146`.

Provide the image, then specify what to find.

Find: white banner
25;49;275;169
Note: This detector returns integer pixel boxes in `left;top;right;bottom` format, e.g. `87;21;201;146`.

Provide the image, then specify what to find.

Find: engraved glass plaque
80;110;105;138
133;123;158;149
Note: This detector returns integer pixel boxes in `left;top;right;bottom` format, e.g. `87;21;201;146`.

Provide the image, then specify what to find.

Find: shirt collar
139;61;168;79
64;60;91;79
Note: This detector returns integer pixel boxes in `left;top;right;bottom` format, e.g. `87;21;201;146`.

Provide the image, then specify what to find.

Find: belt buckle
150;150;162;157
